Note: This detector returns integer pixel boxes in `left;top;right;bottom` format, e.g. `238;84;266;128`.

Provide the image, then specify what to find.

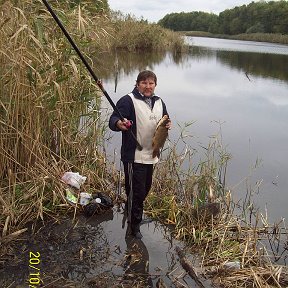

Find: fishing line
127;162;134;229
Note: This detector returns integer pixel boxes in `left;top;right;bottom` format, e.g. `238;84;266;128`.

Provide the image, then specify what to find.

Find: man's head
136;70;157;97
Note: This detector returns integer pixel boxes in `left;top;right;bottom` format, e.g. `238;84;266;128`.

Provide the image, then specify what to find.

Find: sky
108;0;260;23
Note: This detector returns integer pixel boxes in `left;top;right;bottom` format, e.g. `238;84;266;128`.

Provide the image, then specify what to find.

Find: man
109;70;171;239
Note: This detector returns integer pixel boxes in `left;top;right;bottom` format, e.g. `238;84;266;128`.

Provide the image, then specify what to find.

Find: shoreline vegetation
0;1;287;287
181;31;288;45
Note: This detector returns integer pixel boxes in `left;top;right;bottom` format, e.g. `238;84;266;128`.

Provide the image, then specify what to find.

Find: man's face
137;77;156;97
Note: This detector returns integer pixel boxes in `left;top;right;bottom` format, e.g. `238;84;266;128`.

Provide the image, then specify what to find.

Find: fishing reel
124;120;133;129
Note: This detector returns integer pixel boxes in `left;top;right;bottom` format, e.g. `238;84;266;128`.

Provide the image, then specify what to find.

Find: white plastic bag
80;192;92;206
61;172;87;189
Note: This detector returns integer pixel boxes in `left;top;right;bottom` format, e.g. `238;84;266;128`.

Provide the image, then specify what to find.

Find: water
101;37;288;223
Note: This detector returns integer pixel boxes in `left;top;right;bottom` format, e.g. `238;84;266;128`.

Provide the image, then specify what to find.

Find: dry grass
0;0;116;238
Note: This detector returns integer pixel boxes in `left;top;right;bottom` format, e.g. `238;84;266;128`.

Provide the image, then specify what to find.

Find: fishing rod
41;0;142;151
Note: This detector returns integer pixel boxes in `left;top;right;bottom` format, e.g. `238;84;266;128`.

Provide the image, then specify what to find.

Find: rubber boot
131;223;142;239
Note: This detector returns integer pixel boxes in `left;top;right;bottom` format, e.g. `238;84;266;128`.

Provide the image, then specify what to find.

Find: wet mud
0;205;213;288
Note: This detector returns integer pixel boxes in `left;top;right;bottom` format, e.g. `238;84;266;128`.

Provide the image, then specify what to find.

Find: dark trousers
123;162;153;227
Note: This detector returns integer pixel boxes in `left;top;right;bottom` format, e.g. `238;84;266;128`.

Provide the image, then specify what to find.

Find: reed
110;12;187;53
0;0;115;238
145;123;288;287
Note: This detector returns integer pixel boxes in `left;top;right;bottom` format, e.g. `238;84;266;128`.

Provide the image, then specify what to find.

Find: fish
152;115;170;158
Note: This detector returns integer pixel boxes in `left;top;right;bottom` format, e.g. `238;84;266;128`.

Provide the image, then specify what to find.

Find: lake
100;36;288;223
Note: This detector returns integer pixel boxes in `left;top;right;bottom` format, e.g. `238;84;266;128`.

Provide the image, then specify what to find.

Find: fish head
158;115;169;127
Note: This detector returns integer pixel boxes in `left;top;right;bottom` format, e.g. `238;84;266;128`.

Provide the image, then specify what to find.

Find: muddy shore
0;206;213;288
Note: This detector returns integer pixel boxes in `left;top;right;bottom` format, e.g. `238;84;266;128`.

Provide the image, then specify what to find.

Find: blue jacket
109;87;168;162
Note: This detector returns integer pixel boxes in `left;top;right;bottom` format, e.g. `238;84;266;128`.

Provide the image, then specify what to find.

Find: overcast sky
108;0;260;22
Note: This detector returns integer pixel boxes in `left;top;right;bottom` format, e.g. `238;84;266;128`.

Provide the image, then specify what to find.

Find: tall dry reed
0;0;115;238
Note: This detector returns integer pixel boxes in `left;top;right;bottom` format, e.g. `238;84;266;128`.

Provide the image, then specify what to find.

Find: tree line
157;1;288;35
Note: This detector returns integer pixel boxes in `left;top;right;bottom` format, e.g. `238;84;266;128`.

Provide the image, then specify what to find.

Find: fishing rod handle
118;120;142;150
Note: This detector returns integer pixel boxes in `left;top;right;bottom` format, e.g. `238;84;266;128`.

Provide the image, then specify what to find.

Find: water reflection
215;50;288;82
187;36;288;83
93;50;167;80
123;236;153;287
185;45;288;83
97;44;288;87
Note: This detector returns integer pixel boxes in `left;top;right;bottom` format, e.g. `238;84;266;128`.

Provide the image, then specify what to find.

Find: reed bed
233;33;288;45
183;31;288;45
110;13;187;53
146;126;288;287
0;0;116;239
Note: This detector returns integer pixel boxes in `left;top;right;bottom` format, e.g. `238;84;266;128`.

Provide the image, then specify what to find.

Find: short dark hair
136;70;157;85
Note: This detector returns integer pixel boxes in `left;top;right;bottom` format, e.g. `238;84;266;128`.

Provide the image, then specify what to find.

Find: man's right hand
116;118;131;131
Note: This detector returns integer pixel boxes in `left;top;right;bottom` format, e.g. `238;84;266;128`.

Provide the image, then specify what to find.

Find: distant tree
219;0;288;35
158;1;288;35
246;22;265;33
158;11;218;32
230;17;243;34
